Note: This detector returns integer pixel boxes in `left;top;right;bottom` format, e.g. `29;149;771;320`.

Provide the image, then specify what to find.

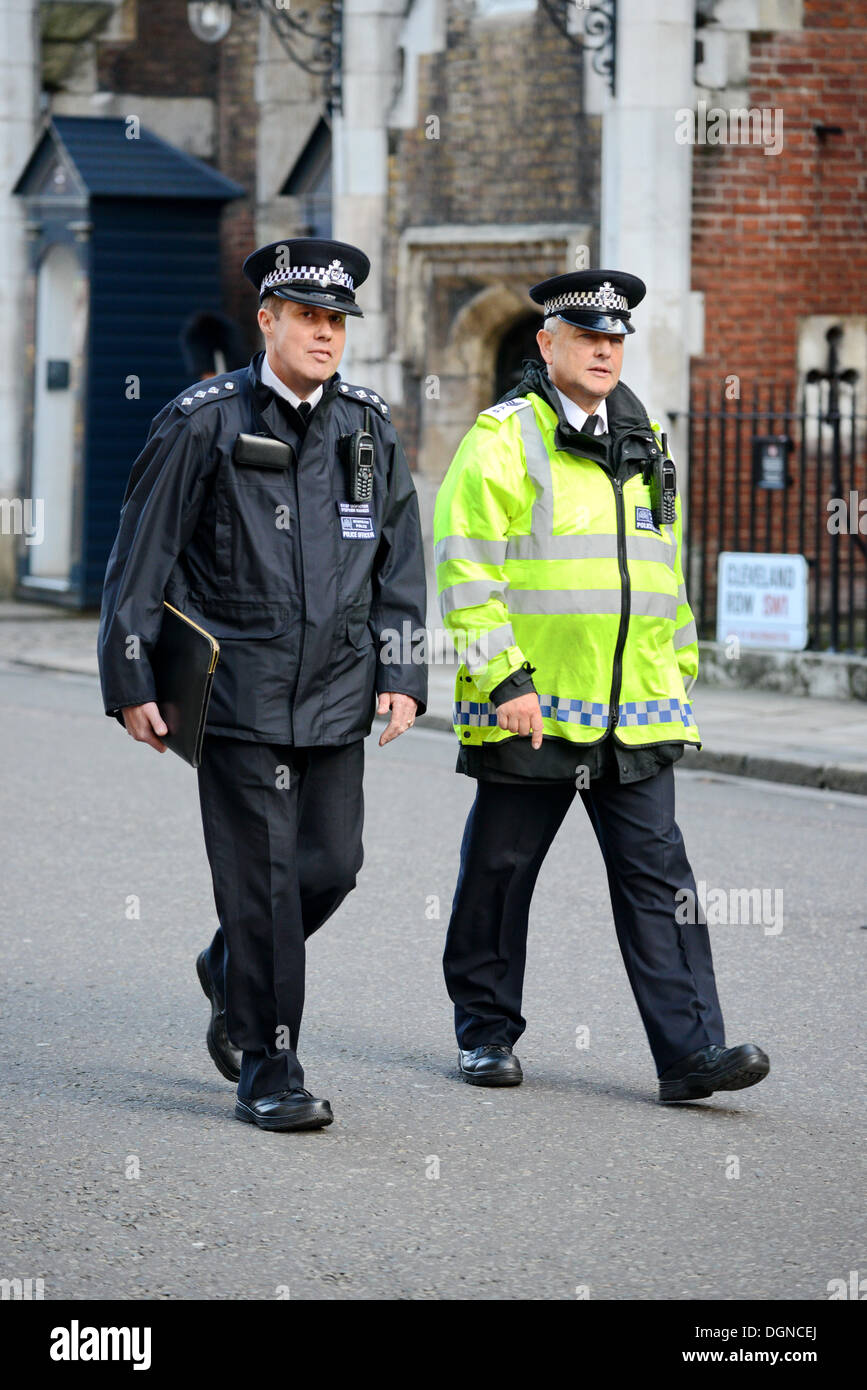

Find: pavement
2;600;866;795
1;660;864;1301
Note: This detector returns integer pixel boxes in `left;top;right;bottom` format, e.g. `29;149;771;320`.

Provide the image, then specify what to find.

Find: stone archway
393;222;592;480
495;312;545;399
418;284;542;479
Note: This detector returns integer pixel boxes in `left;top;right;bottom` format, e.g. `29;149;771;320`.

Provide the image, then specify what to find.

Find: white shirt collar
260;354;323;411
553;383;608;435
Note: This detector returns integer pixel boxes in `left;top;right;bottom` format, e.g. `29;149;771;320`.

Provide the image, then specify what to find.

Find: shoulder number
478;398;533;423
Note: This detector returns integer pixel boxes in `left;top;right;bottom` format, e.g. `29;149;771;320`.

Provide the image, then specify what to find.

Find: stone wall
385;2;600;475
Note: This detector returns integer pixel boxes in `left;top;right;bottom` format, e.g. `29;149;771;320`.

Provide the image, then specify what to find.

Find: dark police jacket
98;352;428;745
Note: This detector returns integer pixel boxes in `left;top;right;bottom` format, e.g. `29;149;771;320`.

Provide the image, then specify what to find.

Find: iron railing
678;384;866;653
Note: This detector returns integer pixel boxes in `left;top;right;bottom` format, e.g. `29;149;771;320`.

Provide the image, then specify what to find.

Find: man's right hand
495;692;544;749
122;701;169;753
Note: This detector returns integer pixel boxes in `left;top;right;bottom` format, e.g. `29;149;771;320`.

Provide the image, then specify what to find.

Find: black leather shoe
459;1044;523;1087
196;950;241;1083
234;1089;334;1131
658;1043;770;1103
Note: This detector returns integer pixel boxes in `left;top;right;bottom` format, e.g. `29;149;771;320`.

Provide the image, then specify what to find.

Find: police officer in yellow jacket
434;270;769;1103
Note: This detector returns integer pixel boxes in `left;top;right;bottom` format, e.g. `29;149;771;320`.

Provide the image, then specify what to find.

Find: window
280;116;332;239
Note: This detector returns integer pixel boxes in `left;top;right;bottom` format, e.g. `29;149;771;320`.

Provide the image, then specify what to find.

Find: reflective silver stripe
505;532;675;568
673;617;697;650
509;588;621;615
630;590;678;622
507;533;619;562
626;534;676;569
517;407;555;536
439;579;505;614
454;694;609;728
465;622;516;673
508;588;677;620
677;582;688;605
618;698;694;727
435;535;509;567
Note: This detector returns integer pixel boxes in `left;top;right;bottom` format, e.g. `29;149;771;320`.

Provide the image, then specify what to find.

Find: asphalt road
0;663;864;1301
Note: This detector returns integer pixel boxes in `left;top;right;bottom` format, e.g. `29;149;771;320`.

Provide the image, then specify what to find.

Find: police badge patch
635;505;660;533
337;500;375;539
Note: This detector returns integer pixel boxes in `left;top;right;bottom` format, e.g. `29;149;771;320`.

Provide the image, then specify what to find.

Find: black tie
293;399;312;438
581;414;600;435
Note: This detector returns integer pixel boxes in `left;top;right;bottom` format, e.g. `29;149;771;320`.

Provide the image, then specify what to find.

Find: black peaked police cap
530;269;647;336
243;238;370;318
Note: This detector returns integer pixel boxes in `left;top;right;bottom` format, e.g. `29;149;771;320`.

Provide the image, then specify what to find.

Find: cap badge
320;258;344;287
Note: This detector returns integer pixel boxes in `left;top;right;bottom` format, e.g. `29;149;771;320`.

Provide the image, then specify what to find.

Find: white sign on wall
716;552;808;651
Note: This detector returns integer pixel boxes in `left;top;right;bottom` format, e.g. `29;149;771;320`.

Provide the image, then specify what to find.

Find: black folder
150;602;220;768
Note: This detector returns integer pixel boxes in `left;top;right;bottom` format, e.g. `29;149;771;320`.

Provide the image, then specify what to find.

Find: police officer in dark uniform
98;239;427;1131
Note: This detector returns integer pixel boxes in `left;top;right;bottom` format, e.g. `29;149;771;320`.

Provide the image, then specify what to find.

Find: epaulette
175;377;242;413
336;381;390;419
478;398;533;424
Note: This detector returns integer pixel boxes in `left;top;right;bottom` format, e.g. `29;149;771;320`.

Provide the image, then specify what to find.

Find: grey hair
543;315;563;334
261;292;286;318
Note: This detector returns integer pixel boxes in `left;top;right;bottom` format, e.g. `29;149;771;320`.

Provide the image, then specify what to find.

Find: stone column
332;0;406;391
589;0;697;461
0;0;40;594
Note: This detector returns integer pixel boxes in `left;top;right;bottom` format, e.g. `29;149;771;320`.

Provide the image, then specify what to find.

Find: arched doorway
495;312;544;399
29;243;87;584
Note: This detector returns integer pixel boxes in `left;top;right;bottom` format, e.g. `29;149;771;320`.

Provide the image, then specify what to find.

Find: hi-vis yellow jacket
434;389;700;751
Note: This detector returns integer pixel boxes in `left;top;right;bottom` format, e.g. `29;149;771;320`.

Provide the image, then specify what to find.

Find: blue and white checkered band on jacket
260;259;356;297
544;281;629;316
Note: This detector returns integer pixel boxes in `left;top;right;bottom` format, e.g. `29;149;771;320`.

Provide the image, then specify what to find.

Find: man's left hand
377;692;418;746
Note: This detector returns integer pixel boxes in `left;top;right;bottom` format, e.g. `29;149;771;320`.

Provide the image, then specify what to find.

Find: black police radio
616;425;677;529
648;433;677;527
339;407;375;502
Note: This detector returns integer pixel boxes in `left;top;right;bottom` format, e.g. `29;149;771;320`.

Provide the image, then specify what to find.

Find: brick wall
388;8;594;234
688;1;867;642
97;0;217;96
691;0;866;392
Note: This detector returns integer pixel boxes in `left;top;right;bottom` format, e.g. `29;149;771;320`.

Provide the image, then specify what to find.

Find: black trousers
197;735;365;1098
443;760;725;1075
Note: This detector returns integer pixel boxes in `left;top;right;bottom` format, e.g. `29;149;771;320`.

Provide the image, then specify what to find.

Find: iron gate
680;381;866;654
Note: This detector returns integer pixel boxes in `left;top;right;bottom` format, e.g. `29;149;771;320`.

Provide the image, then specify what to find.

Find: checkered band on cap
544;280;629;316
260;259;355;298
